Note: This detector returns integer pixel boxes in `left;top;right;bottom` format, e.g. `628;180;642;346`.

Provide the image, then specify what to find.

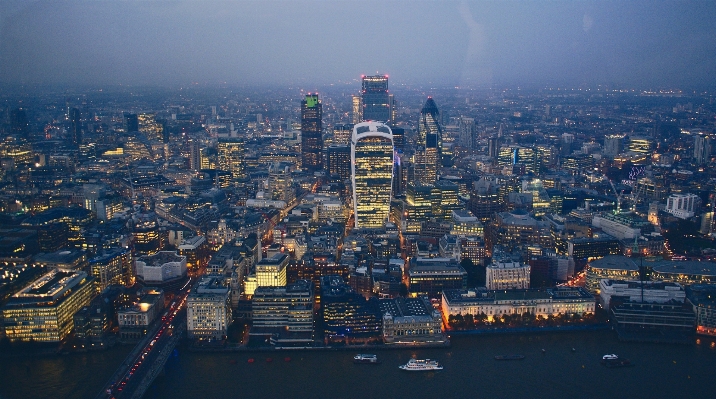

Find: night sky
1;0;715;88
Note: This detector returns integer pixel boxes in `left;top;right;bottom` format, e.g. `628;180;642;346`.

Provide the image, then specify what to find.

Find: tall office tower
332;124;353;146
603;134;624;158
352;95;363;124
458;117;476;149
414;97;443;185
189;140;201;171
301;94;323;171
388;93;398;123
217;138;246;179
488;136;499;159
125;113;139;133
361;75;390;122
327;145;351;181
694;134;712;164
69;108;81;147
561;133;574;156
390;126;405;150
352;121;394;228
10;108;29;139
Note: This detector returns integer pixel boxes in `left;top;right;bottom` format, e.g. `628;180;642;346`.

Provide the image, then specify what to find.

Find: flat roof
588;255;638;271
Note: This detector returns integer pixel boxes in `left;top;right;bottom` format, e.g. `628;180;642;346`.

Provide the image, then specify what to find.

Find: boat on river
399;359;443;371
353;354;380;364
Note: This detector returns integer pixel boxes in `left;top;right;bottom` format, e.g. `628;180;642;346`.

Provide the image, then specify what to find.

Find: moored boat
494;354;525;360
398;358;443;371
353;354;380;364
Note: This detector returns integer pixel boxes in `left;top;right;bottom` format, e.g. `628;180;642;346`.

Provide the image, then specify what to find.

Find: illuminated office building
332;124;353;146
89;248;133;292
187;275;231;340
361;75;390;122
256;253;288;288
628;135;653;154
351;122;394;228
414;98;443;185
217;138;246;179
301;94;323;171
327;145;351;181
2;270;94;342
352;95;362;124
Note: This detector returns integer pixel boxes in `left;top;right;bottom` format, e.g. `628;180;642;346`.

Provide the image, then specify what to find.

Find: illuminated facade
187;275;231;340
415;98;443;185
256;253;288;288
89;248;133;292
351;122;394;229
2;270;94;342
442;287;595;322
217;138;246;179
301;94;323;171
361;75;390;122
486;258;530;290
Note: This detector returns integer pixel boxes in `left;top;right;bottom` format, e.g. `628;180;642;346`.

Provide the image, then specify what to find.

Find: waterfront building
117;288;164;340
407;257;467;298
585;256;640;294
599;280;686;308
351;121;394;229
379;296;444;344
135;251;187;285
441;287;595;322
361;75;390;123
486;257;530;290
251;280;314;345
301;94;323;171
320;275;382;344
2;270;94;342
686;284;716;336
187;275;231;341
256;253;288;288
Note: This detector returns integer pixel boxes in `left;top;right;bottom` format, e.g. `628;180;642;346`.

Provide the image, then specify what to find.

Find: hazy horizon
1;1;715;90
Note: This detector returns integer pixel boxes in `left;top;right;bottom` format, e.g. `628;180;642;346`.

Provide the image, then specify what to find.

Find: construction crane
605;175;623;214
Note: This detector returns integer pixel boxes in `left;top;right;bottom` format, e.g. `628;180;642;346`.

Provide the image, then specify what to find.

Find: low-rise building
686;284;716;337
135;251;187;285
585;255;640;294
379;296;444;344
117;288;164;340
441;287;595;322
407;257;467;298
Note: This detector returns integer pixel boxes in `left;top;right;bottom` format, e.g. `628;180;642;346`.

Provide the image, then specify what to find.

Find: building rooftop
138;251;185;266
588;255;639;271
7;269;91;306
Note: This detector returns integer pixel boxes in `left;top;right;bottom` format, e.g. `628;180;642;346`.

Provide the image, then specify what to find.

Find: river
2;331;716;399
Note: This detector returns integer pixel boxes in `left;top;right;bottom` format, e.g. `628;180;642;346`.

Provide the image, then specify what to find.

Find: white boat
602;354;619;361
353;354;380;364
399;358;443;371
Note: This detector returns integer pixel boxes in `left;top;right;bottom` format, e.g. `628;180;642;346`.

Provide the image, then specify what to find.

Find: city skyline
1;1;715;89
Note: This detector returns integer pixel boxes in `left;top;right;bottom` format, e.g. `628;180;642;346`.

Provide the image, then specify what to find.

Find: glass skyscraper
301;94;323;171
361;75;390;123
351;121;394;228
414;97;443;185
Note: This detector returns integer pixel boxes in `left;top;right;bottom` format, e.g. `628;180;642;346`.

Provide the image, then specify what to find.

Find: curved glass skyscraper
351;121;394;228
414;97;443;185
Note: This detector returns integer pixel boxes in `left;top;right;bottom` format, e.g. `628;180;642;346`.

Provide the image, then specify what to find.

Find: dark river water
2;330;716;399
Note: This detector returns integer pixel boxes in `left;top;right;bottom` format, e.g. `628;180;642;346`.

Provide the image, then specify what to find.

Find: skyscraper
69;108;81;147
10;108;29;139
414;98;443;185
694;134;712;164
361;75;390;123
352;121;394;228
301;94;323;171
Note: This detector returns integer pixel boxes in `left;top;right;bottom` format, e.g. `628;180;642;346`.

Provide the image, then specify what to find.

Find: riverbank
448;323;612;336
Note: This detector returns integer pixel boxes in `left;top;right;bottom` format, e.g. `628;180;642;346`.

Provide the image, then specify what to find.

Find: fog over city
1;0;715;89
